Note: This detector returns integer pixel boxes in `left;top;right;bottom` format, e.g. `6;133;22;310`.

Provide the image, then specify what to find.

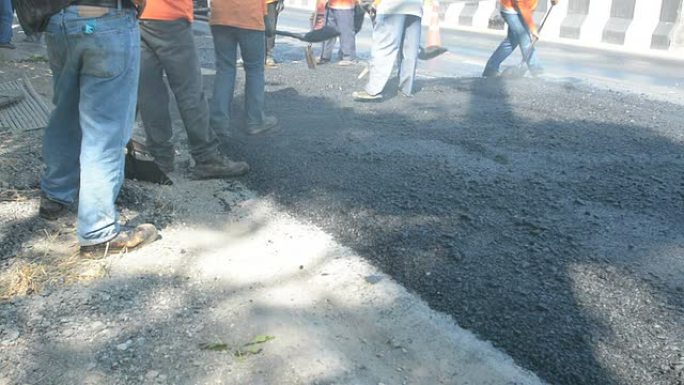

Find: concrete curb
287;0;684;56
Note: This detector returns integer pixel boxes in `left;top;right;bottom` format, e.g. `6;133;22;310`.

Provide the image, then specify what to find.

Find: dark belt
71;0;133;8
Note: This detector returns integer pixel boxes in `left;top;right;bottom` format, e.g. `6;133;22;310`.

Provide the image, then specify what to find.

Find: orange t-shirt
328;0;356;9
211;0;267;31
315;0;356;11
500;0;539;33
140;0;194;21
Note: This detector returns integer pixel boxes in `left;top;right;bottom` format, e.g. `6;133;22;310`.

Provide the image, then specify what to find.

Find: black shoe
39;194;68;221
245;116;278;135
0;42;15;50
192;155;250;179
80;224;158;258
154;158;174;173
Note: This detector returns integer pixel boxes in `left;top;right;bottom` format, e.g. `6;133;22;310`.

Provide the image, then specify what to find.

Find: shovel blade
124;140;173;185
501;65;527;78
304;45;316;69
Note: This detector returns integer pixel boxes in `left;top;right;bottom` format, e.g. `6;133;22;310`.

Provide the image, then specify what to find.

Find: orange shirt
211;0;267;31
315;0;356;10
328;0;356;10
500;0;538;33
140;0;194;21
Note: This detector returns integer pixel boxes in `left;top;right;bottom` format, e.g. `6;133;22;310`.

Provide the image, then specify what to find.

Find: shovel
418;46;448;60
276;24;340;70
275;26;340;43
501;4;554;78
124;139;173;185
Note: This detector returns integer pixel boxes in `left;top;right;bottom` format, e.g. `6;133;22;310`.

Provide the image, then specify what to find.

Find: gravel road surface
199;39;684;385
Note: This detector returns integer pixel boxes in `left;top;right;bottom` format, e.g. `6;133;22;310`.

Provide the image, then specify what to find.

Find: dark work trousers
138;19;218;165
265;2;279;59
321;8;356;61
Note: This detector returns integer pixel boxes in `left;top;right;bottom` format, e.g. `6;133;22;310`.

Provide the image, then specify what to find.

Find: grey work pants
138;18;218;164
365;14;421;96
265;2;279;58
321;8;356;61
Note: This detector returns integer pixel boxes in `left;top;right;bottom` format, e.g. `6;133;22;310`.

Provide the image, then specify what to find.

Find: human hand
359;0;376;22
531;30;540;42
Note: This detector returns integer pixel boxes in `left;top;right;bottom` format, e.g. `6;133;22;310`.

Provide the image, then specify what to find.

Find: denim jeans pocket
81;28;129;78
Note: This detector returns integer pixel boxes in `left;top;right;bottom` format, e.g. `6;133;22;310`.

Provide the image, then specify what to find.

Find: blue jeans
483;11;540;76
0;0;12;44
210;25;266;135
365;14;421;96
42;6;140;246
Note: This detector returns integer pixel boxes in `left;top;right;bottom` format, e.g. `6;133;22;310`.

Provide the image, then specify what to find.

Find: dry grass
0;232;112;300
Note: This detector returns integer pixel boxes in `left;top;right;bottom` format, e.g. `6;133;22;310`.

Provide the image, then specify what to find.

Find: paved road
192;14;684;385
274;8;684;103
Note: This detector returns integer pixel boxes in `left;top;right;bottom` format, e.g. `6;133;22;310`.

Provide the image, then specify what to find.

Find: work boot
265;56;278;68
80;224;158;258
337;59;357;66
154;157;174;173
245;115;279;135
352;90;382;102
39;194;68;221
0;42;15;50
192;154;249;179
482;70;500;78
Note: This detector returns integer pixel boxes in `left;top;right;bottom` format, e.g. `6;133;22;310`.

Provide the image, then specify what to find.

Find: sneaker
265;56;278;68
0;42;15;50
316;57;330;65
352;90;382;102
192;154;249;179
80;224;158;258
338;59;356;66
39;194;68;221
245;115;279;135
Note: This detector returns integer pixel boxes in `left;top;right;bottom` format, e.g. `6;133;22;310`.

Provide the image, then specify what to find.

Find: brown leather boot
80;224;158;258
192;154;249;179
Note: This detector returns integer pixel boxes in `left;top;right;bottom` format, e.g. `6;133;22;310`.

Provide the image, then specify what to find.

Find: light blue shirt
376;0;424;17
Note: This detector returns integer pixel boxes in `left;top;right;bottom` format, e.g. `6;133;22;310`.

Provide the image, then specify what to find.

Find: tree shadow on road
217;68;684;385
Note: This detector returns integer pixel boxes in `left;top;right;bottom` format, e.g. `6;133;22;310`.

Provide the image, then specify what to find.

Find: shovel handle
520;4;554;68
